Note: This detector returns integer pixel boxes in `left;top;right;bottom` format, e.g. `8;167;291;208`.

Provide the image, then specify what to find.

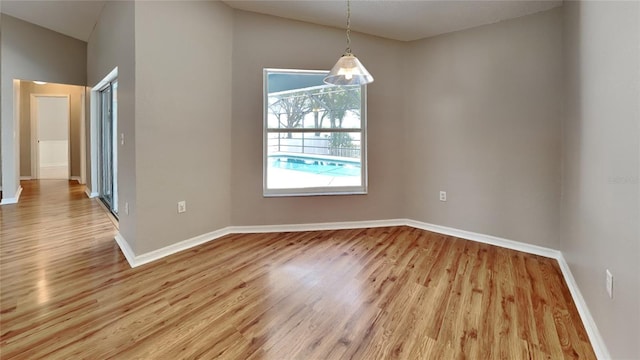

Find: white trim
114;233;136;267
404;219;561;259
114;218;559;265
117;220;405;268
31;94;71;180
0;186;23;205
404;221;608;356
229;219;405;234
70;176;81;183
80;91;87;185
117;228;233;268
262;68;368;197
84;187;99;198
131;228;233;268
89;88;99;196
20;176;32;180
90;67;118;201
111;218;607;358
111;80;118;214
556;253;611;359
30;95;37;179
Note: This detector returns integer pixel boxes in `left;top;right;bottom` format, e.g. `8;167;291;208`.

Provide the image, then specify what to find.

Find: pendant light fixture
324;0;374;86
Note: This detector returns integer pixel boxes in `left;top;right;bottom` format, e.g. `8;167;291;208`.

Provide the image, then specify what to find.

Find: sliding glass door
98;81;118;217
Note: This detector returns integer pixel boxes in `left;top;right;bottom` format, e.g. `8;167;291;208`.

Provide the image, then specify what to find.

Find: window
263;68;367;196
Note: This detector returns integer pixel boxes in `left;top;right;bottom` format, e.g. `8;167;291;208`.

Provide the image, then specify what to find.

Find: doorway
98;80;118;217
31;95;70;179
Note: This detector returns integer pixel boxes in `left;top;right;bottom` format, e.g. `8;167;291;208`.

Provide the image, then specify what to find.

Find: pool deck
267;167;361;189
269;152;360;165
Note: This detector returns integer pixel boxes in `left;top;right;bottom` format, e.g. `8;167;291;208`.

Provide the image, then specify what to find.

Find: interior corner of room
0;1;638;359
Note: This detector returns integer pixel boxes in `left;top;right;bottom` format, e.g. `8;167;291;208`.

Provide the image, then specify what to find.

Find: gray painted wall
133;1;233;254
403;8;563;248
0;14;86;198
13;2;640;355
0;10;3;190
231;10;405;226
19;81;84;178
562;1;640;358
87;1;137;248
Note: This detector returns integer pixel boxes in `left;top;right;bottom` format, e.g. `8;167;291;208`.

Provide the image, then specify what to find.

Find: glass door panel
99;83;116;217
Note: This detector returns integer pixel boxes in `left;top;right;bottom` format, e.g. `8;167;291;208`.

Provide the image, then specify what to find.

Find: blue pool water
268;155;360;177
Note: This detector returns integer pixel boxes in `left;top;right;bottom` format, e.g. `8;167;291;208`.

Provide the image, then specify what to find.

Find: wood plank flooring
0;180;596;359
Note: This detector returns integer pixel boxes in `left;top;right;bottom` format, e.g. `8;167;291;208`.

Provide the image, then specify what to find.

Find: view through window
264;69;367;196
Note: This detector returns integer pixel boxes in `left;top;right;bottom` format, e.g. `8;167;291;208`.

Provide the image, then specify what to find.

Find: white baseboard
20;176;80;183
114;233;137;267
404;219;561;259
131;227;233;268
403;220;607;358
84;187;99;198
556;253;610;359
119;219;405;268
0;186;23;205
112;218;607;358
228;218;406;234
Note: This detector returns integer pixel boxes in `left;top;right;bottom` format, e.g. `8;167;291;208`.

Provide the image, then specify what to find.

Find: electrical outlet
606;269;613;299
177;201;187;214
124;202;129;215
120;133;125;145
439;191;447;202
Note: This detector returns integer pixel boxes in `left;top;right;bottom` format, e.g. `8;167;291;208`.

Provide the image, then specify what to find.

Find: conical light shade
324;54;374;86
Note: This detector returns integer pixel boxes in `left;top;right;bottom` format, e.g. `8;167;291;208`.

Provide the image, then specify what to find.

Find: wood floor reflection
0;180;595;359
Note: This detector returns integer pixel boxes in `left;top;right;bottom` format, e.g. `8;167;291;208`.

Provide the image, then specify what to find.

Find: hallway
0;180;124;357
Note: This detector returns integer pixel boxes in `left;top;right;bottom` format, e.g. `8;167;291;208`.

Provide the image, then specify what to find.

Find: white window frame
263;68;368;197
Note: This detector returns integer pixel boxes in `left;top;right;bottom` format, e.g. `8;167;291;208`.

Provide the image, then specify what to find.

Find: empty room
0;0;638;359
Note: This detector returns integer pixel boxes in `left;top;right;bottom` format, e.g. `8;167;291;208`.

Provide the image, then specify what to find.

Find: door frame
30;94;71;180
80;91;87;184
90;67;118;198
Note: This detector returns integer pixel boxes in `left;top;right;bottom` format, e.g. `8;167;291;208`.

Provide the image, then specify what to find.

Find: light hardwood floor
0;180;595;359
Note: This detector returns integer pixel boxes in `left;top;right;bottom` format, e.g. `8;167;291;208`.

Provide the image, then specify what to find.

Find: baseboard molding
131;227;233;268
404;219;561;259
114;233;137;267
556;253;610;359
120;219;405;268
228;218;406;234
84;187;99;198
20;176;80;183
112;218;607;358
0;186;23;205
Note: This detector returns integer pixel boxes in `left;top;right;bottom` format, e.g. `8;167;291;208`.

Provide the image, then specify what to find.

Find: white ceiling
1;0;561;43
222;0;561;41
1;0;106;42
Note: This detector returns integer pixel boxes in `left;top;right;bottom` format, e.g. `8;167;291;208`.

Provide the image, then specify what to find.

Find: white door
36;96;69;179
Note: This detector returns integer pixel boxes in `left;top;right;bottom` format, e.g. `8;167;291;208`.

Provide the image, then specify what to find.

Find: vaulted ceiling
1;0;561;42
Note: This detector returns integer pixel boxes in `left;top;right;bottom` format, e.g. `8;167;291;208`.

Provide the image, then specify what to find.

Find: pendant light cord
345;0;352;55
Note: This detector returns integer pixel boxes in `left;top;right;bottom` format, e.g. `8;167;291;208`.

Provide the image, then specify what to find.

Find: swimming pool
268;154;361;177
